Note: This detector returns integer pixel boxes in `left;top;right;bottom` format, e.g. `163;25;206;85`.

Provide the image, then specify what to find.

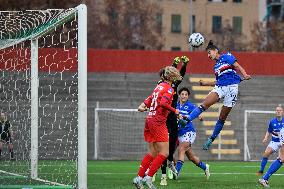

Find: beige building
159;0;267;51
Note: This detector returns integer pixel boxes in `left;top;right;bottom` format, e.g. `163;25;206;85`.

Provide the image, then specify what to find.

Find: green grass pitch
1;160;284;188
90;161;284;189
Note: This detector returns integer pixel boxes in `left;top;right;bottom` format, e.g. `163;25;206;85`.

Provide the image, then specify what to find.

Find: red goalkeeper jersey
144;82;176;123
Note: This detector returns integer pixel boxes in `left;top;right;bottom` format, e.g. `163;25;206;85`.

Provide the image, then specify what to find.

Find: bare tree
0;0;81;10
0;0;164;49
250;21;284;52
204;19;248;51
90;0;164;50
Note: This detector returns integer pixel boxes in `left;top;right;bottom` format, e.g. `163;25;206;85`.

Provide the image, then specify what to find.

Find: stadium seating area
88;72;284;160
2;71;283;161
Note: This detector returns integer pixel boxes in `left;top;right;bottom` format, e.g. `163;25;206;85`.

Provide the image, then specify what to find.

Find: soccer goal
244;110;276;161
0;4;87;189
94;106;148;160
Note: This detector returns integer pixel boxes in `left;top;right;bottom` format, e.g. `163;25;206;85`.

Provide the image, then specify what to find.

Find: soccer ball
188;33;204;48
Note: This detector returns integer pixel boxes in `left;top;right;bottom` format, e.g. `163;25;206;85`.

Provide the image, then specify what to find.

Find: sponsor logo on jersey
168;88;173;94
180;110;188;114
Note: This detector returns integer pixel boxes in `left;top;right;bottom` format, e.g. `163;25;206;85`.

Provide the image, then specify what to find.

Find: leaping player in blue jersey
259;106;284;187
256;106;284;176
185;40;251;150
175;87;210;180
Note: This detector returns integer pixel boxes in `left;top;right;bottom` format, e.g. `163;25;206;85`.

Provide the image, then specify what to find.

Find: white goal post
244;110;275;161
0;4;87;189
77;4;88;188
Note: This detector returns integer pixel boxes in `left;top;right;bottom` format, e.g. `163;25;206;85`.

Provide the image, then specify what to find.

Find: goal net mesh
0;8;78;188
95;108;148;160
245;111;279;161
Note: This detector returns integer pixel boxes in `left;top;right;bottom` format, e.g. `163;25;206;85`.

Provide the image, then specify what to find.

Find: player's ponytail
206;40;219;52
159;68;165;80
157;68;166;84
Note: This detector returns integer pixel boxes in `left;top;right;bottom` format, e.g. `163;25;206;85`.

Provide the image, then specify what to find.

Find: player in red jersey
133;66;182;189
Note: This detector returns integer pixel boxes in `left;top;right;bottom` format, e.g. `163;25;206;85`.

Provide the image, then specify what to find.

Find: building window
189;15;196;33
212;16;222;33
233;0;242;3
233;16;242;34
156;13;162;33
171;46;181;51
171;14;181;33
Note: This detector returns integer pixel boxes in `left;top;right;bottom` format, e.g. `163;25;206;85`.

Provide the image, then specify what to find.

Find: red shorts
144;118;169;142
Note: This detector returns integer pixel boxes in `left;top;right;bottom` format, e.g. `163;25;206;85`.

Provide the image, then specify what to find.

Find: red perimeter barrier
89;49;284;75
0;48;77;72
1;48;284;75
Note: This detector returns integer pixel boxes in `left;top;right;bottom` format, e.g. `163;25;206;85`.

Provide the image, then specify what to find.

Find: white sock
145;175;152;180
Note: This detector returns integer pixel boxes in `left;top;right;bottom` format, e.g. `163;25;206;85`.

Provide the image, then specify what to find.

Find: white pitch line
0;169;72;187
34;177;72;187
88;172;284;176
0;170;28;178
213;165;259;168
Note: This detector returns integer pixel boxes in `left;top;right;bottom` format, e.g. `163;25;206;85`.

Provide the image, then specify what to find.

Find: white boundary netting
94;108;148;160
244;110;279;161
0;4;87;188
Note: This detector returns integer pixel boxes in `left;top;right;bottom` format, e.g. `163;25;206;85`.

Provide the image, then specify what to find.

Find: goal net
94;108;148;160
0;4;87;189
244;110;277;161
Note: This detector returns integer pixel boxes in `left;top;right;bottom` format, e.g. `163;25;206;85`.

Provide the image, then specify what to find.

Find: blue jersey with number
177;100;196;136
214;52;242;86
268;117;284;142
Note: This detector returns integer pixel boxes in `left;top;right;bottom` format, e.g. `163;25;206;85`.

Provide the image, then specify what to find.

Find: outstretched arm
172;56;189;86
160;95;179;114
172;57;180;68
233;62;251;80
179;56;189;78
